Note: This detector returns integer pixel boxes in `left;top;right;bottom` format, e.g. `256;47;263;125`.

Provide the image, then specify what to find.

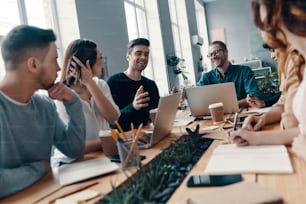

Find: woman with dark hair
52;39;119;166
230;0;306;161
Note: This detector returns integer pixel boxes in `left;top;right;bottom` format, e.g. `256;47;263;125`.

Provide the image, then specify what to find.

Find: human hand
48;82;74;102
71;56;94;87
292;133;306;161
246;94;265;108
171;86;185;107
171;86;177;94
242;115;266;131
229;129;260;146
133;85;150;111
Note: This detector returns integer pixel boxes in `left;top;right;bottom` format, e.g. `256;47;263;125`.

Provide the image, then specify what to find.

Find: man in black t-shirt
107;38;160;131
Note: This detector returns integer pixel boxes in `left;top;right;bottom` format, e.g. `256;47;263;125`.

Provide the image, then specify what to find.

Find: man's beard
213;58;225;68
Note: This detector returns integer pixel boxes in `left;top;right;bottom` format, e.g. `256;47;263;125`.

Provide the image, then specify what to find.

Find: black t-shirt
107;72;160;131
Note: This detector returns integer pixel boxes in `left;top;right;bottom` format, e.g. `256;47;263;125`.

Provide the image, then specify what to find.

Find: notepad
58;157;119;186
205;144;293;174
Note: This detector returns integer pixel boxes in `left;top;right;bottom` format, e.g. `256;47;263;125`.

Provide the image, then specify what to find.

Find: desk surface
2;112;306;204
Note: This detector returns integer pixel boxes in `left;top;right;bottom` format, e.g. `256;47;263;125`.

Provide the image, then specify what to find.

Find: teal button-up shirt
197;64;262;100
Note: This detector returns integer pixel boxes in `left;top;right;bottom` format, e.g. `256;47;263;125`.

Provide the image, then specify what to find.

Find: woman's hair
251;0;306;76
281;0;306;37
61;39;97;85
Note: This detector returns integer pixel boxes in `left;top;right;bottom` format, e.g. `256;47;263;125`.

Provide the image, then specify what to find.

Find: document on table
58;157;119;186
204;144;293;174
173;116;195;127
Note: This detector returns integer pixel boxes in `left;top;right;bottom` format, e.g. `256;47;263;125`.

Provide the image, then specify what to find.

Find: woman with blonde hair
230;0;306;161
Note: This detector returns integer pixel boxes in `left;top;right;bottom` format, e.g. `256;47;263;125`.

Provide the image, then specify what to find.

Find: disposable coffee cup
99;130;118;157
208;102;224;124
149;108;158;125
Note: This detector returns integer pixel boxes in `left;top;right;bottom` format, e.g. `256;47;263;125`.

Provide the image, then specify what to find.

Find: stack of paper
205;144;293;174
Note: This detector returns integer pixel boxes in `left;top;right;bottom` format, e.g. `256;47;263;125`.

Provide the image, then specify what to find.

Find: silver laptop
139;93;180;149
186;82;239;117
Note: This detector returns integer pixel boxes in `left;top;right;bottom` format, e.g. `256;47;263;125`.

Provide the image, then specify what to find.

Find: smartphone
187;174;242;187
109;154;146;163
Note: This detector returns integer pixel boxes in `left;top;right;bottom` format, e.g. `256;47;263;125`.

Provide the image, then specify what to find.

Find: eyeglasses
207;49;224;58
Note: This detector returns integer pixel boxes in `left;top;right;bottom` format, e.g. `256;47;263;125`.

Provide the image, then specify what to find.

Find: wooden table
1;126;183;204
168;123;306;204
2;112;306;204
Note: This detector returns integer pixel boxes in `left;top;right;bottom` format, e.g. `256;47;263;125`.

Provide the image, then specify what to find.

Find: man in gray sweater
0;25;86;198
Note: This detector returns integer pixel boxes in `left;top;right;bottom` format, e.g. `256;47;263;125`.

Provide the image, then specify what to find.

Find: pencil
233;112;239;131
110;128;124;143
115;120;129;141
48;181;99;203
131;123;135;138
124;123;143;166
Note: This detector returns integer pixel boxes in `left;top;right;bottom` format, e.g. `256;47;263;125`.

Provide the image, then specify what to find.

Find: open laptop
139;93;180;149
186;82;239;117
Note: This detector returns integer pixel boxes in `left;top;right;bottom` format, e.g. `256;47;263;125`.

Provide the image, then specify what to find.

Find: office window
0;0;20;79
124;0;169;96
25;0;54;29
195;0;210;71
168;0;195;85
0;0;79;80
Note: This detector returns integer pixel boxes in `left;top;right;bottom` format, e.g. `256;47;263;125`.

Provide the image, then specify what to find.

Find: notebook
58;157;119;186
204;144;293;174
186;82;239;117
139;93;180;149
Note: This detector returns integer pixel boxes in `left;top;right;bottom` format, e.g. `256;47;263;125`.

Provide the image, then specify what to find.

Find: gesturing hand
133;85;150;111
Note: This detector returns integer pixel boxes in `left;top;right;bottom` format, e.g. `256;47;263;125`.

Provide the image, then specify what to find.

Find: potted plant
166;55;190;86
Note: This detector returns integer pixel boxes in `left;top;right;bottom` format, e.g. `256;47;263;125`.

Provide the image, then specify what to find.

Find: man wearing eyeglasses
197;40;265;108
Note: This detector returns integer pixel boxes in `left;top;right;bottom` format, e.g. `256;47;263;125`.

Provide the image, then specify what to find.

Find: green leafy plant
97;125;213;203
166;54;190;87
257;71;280;94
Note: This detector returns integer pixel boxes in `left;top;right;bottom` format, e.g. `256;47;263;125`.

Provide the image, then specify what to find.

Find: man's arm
0;161;48;198
242;67;262;97
49;83;86;159
242;67;265;108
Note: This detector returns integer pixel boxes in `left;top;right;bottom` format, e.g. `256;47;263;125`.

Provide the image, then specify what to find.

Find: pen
233;112;239;131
